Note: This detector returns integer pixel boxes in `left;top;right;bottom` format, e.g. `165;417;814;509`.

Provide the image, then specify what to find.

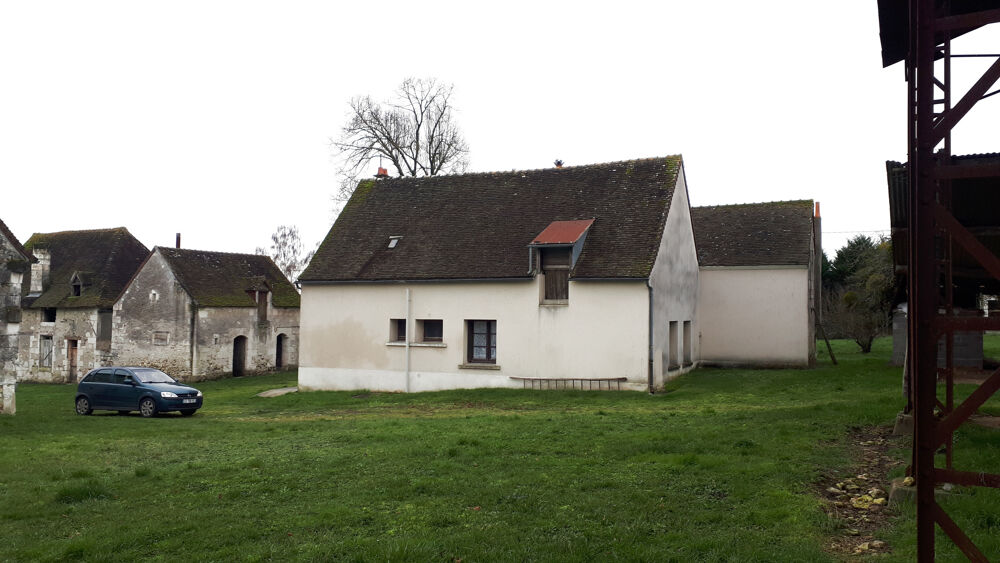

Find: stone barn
112;247;300;380
19;228;149;383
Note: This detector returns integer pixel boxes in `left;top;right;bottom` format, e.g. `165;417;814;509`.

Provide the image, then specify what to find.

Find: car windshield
131;369;176;383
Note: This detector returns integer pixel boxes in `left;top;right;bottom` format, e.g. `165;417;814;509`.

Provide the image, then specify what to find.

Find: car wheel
180;409;197;417
75;396;92;416
139;397;158;418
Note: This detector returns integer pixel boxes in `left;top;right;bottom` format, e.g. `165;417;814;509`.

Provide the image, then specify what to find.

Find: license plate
183;398;196;404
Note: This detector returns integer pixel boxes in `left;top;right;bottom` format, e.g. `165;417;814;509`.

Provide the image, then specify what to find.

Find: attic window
70;274;83;297
388;236;403;249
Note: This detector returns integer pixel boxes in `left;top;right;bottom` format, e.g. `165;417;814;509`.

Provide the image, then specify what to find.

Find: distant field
0;337;997;561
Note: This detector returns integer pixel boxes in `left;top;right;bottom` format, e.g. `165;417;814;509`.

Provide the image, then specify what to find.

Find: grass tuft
55;481;111;503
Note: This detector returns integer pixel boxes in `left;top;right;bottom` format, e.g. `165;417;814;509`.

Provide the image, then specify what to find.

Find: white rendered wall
696;267;811;367
299;279;650;392
648;166;700;386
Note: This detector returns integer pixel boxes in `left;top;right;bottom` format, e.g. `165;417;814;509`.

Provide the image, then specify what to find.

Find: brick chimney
375;167;389;178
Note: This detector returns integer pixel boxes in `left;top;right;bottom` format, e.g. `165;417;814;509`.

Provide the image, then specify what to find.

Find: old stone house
298;157;700;392
112;247;300;380
0;217;35;412
691;200;821;367
19;227;149;383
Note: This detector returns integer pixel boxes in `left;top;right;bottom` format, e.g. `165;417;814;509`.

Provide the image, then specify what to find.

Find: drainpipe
405;288;411;393
647;280;654;394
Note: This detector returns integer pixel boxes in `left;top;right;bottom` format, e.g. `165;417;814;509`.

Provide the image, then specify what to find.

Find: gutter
647;279;654;394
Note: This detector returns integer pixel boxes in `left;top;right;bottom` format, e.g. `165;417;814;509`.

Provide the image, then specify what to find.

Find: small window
683;321;693;366
149;290;159;303
467;320;497;363
668;321;680;370
391;318;406;342
419;319;443;342
39;335;53;367
388;236;403;249
540;247;570;302
71;280;82;297
153;331;169;346
42;308;56;323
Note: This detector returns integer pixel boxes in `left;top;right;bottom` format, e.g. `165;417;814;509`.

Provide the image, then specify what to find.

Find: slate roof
691;200;815;267
24;228;149;309
0;217;34;262
300;156;683;282
157;247;300;308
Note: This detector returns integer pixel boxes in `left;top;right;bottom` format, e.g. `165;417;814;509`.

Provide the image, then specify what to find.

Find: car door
114;369;143;410
87;369;115;408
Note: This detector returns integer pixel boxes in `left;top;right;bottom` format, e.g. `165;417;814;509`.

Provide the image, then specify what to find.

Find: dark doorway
233;336;247;377
67;339;79;382
276;333;286;369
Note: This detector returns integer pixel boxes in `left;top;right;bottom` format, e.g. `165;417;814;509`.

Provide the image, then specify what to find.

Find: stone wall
112;251;299;382
1;235;29;383
18;307;106;383
190;302;299;381
112;251;194;376
0;374;14;414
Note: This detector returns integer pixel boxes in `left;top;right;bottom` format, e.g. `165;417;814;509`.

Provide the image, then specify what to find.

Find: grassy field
0;338;997;562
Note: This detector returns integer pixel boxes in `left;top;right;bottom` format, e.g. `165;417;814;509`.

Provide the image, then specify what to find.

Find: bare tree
256;225;314;281
333;78;469;201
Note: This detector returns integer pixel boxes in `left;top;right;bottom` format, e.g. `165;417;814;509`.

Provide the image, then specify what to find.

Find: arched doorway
233;336;247;377
276;333;287;369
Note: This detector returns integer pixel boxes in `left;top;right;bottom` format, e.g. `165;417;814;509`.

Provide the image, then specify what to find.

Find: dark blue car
75;367;203;417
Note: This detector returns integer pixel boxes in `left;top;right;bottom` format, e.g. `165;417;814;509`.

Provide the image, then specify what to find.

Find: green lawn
0;338;997;562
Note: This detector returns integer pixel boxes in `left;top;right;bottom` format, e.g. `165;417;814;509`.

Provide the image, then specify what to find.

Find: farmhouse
691;200;821;367
19;228;149;383
298;156;700;392
112;247;300;380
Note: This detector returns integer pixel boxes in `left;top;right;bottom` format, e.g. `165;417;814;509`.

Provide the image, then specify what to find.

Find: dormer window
529;219;595;305
70;273;84;297
388;236;403;249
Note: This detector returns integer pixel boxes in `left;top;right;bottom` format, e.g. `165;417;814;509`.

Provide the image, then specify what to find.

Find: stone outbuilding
112;247;300;380
0;217;35;412
19;227;149;383
691;200;822;367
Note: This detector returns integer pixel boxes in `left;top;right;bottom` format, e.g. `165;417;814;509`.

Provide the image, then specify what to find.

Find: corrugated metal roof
530;219;595;245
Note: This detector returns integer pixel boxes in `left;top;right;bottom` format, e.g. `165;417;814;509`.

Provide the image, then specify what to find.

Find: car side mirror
124;376;136;385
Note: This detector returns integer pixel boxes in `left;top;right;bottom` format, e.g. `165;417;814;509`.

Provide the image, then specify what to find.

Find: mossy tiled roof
0;217;34;262
300;156;682;282
24;228;149;308
157;247;300;308
691;200;815;267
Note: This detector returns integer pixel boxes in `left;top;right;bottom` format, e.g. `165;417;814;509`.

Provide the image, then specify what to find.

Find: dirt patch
815;425;907;558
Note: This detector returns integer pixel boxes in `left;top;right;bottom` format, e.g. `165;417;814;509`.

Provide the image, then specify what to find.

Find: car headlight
160;391;178;398
196;390;203;397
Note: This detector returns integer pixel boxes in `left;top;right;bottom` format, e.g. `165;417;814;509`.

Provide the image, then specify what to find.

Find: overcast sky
1;2;997;261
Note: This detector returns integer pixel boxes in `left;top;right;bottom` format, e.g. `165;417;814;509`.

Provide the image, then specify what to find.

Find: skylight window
388;236;403;249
